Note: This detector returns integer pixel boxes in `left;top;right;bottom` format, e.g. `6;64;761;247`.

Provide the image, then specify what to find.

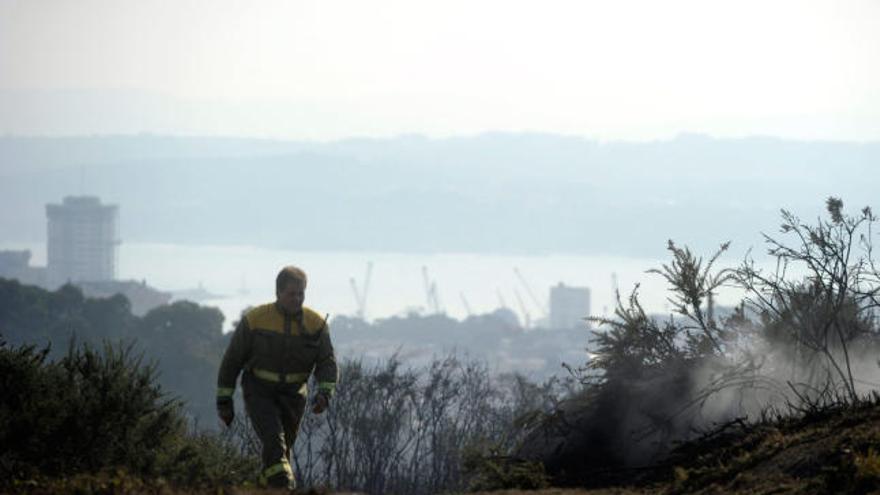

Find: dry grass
471;490;651;495
8;400;880;494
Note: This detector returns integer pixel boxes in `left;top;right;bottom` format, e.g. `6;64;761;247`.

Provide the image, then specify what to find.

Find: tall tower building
46;196;119;286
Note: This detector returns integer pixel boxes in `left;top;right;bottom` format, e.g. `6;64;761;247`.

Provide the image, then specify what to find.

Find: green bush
0;337;258;489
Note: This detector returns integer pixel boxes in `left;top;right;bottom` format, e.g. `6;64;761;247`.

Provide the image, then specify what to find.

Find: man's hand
217;397;235;427
312;391;330;414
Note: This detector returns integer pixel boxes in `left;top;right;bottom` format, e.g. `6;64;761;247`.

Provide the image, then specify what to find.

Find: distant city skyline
1;0;877;141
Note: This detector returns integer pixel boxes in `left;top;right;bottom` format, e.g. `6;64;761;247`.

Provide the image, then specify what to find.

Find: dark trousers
242;372;307;489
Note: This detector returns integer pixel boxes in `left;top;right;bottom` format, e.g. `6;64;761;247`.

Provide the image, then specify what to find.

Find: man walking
217;266;338;490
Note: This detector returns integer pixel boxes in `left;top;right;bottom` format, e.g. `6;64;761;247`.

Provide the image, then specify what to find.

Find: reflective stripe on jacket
217;303;338;398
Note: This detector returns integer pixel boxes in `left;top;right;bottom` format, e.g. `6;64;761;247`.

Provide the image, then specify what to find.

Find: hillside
652;398;880;494
8;399;880;494
469;398;880;495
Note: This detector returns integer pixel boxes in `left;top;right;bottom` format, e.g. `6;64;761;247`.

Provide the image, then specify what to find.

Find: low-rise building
549;283;591;330
0;250;47;287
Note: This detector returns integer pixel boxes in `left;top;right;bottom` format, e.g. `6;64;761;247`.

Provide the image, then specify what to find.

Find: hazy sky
1;0;878;140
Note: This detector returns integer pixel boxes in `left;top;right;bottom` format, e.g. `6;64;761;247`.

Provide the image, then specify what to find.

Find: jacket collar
274;302;304;319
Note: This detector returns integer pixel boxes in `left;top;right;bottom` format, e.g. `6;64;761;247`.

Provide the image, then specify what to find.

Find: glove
312;390;330;414
217;397;235;426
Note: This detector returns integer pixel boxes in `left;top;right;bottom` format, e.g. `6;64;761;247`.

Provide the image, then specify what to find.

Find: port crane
349;261;373;320
459;292;473;318
422;265;442;314
513;288;532;329
513;267;548;320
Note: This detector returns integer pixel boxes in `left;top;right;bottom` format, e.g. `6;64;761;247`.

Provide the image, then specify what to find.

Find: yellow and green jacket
217;303;338;401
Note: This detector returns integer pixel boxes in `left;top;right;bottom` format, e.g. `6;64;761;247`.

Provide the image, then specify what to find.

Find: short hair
276;266;308;293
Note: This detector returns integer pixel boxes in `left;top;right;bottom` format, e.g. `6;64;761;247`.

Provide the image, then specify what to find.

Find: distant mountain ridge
1;133;877;257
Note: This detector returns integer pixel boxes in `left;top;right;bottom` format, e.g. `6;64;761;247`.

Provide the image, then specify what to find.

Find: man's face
276;279;306;314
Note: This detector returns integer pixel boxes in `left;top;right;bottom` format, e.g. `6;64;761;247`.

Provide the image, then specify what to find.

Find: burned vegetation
510;198;880;493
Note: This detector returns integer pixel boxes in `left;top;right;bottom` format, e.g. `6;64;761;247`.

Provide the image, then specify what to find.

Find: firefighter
217;265;338;490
